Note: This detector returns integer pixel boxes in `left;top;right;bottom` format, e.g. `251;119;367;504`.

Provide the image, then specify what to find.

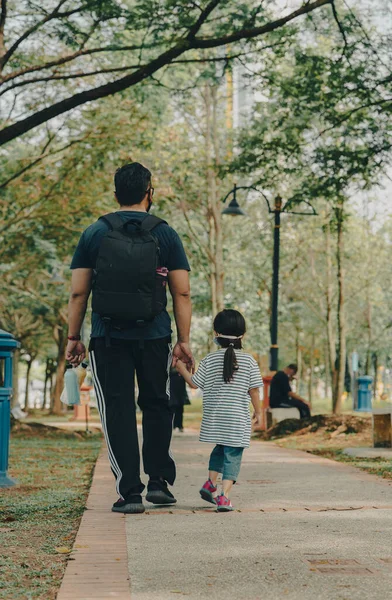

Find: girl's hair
213;309;246;383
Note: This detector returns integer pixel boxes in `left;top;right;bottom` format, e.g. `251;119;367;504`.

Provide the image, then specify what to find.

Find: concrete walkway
58;432;392;600
127;432;392;600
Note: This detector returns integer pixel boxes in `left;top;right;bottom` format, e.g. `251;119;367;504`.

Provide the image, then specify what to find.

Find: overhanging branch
0;42;159;85
330;0;349;55
0;0;334;146
0;0;69;71
187;0;222;39
193;0;331;48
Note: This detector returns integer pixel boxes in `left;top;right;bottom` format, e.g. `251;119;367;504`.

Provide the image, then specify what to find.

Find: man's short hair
114;162;151;206
287;363;298;373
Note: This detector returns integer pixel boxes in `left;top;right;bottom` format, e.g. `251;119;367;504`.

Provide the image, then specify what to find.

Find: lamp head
222;197;246;216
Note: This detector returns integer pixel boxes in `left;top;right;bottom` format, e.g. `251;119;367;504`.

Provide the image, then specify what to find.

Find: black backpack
92;213;168;329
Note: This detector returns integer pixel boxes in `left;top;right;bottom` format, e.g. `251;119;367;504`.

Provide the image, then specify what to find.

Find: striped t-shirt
191;349;263;448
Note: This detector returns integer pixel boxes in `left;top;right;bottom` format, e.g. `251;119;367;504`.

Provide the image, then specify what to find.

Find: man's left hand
172;342;194;373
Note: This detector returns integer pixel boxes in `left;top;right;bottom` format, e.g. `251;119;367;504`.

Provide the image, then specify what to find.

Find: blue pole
0;331;20;488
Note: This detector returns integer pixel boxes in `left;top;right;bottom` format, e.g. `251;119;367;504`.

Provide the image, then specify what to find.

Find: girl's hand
252;411;263;428
172;342;195;373
175;359;198;389
175;359;186;373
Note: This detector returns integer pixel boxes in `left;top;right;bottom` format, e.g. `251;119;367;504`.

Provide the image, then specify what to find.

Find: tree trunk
49;372;55;412
211;85;224;312
205;84;217;316
325;220;337;411
51;330;67;416
225;63;234;160
373;353;378;400
333;203;346;414
296;331;302;393
209;230;218;317
205;83;224;314
24;358;33;411
308;334;315;405
43;358;51;409
12;348;20;408
365;289;372;375
324;340;330;402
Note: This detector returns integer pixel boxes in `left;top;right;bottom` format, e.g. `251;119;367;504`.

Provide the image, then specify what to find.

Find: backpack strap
140;214;167;232
99;213;125;230
99;213;167;232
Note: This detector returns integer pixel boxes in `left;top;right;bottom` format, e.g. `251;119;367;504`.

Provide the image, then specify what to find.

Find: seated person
270;364;311;419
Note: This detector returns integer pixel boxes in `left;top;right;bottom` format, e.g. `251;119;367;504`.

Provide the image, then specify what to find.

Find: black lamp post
222;183;316;372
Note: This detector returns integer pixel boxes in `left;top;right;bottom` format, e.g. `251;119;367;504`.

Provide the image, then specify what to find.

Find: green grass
0;432;102;599
312;448;392;480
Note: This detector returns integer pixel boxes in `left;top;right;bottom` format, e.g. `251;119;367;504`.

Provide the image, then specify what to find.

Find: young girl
176;309;263;512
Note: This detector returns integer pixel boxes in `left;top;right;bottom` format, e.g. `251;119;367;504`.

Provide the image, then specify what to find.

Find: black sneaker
145;478;177;505
112;494;145;514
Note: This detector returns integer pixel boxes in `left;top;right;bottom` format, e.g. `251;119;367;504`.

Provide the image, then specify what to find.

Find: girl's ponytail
223;342;238;383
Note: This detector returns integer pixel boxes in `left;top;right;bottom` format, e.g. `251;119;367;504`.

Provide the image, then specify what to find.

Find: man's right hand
66;340;86;366
172;341;195;373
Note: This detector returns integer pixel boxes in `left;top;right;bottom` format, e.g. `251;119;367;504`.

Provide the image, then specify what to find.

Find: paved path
127;432;392;600
57;447;131;600
59;432;392;600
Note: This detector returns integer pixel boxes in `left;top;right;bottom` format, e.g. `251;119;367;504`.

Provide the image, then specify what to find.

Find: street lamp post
270;196;282;372
222;184;316;372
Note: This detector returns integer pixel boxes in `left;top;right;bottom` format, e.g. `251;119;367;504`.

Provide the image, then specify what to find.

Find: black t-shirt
269;371;292;407
70;211;190;340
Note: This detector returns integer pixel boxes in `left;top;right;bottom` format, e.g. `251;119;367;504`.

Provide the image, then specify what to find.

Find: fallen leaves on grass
54;547;72;554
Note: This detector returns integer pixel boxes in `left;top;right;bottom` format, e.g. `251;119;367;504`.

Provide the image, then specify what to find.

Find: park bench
267;407;300;426
261;376;300;430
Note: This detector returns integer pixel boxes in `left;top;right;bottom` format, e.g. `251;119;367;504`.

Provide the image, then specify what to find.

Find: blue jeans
208;445;244;482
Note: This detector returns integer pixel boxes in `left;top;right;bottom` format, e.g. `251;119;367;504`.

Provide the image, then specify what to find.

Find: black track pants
272;397;311;419
89;337;175;499
173;405;184;430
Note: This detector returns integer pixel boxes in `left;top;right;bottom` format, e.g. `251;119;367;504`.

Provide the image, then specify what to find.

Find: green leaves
234;4;392;207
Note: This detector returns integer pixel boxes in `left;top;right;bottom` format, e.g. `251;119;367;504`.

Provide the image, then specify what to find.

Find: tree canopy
1;0;337;145
2;0;392;413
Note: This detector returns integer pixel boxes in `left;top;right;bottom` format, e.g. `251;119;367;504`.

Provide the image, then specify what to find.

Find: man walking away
66;162;194;514
269;364;311;419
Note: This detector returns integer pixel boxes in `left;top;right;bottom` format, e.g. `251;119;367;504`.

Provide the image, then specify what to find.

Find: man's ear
114;191;119;204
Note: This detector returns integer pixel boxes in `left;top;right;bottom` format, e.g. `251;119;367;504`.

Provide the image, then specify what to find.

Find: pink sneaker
199;479;217;505
216;494;234;512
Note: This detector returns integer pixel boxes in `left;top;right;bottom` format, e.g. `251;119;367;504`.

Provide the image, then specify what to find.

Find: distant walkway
59;432;392;600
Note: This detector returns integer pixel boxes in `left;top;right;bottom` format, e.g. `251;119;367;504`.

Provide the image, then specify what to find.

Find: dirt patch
253;414;370;442
11;416;101;439
253;414;392;481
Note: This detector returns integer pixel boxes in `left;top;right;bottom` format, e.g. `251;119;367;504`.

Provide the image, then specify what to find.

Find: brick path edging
57;448;131;600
